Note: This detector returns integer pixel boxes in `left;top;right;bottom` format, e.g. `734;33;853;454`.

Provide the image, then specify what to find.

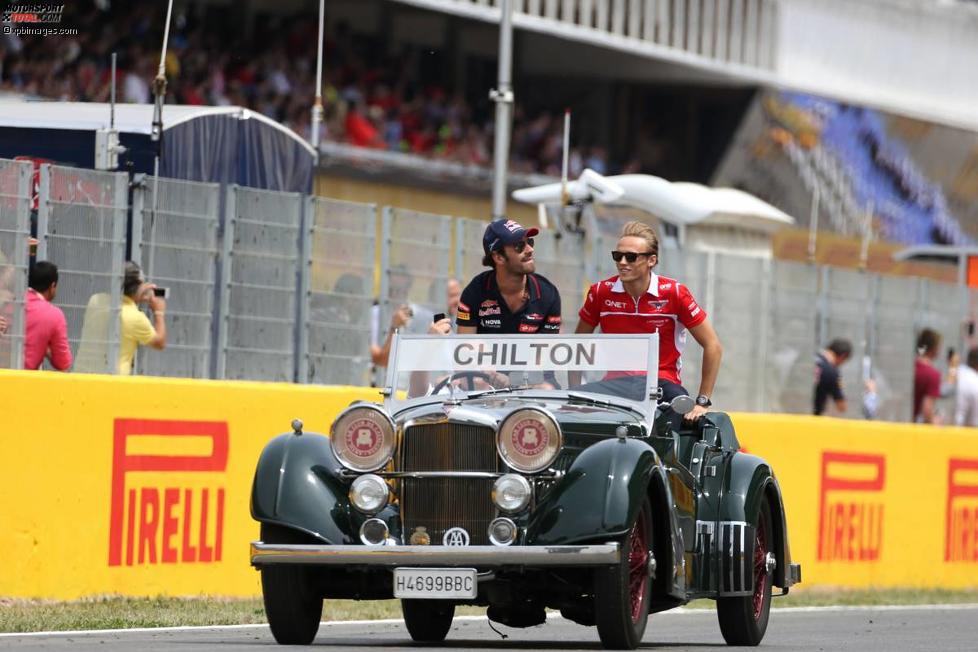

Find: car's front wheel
716;495;774;646
594;496;653;650
260;523;323;645
401;599;455;642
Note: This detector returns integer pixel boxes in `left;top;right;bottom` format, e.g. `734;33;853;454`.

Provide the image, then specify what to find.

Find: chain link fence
132;177;221;378
0;159;32;369
301;197;376;386
218;185;302;382
10;159;974;423
39;165;127;374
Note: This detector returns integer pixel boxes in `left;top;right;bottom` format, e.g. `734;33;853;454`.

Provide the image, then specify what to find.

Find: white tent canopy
512;169;794;235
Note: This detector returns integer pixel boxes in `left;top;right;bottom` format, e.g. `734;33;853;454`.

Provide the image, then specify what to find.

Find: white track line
3;604;978;638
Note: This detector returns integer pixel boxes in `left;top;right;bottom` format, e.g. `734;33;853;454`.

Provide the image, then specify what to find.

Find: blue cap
482;219;540;256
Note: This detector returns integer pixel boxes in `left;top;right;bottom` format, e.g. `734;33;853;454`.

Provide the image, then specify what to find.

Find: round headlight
330;405;396;472
496;408;561;473
349;474;390;514
493;474;532;513
488;517;518;546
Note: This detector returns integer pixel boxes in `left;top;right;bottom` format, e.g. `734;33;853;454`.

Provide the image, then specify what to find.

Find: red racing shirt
578;273;707;385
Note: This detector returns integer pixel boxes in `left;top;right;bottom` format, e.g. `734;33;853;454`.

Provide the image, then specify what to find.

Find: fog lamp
488;517;518;546
349;474;389;514
492;474;531;513
359;518;389;546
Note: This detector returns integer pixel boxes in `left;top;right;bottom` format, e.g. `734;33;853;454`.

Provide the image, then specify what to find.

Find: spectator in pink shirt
24;261;72;371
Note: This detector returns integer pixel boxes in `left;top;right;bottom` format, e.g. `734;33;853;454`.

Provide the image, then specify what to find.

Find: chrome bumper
251;542;620;567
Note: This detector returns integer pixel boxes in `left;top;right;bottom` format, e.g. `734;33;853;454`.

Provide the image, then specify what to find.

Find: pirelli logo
817;451;885;562
108;419;229;567
945;458;978;563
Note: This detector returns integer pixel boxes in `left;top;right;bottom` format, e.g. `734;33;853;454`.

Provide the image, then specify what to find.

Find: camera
153;286;169;299
433;312;446;323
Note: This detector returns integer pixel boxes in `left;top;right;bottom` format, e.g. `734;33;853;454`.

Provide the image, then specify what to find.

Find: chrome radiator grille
400;422;498;545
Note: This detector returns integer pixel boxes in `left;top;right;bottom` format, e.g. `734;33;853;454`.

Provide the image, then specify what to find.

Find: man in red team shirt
575;221;723;422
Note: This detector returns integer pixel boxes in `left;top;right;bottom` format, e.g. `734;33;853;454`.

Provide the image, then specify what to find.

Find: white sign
394;335;658;373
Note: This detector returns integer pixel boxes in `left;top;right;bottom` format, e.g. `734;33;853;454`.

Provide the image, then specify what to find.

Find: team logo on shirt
660;283;672;291
546;316;561;324
481;318;501;327
479;306;501;317
525;313;543;321
650;300;669;311
519;324;539;333
604;299;627;309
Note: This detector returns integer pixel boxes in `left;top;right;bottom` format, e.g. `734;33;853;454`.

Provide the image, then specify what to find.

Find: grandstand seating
779;93;972;247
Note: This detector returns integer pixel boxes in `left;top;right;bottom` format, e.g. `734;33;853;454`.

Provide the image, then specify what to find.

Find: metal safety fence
219;186;303;382
0;159;32;370
5;158;974;423
38;165;127;375
132;177;221;378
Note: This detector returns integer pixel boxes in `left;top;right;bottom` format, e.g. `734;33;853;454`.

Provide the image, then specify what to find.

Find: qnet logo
945;458;978;563
817;451;886;562
107;419;228;567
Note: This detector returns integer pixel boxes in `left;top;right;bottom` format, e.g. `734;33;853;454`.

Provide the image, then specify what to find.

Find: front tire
401;599;455;642
717;496;774;646
260;523;323;645
594;496;653;650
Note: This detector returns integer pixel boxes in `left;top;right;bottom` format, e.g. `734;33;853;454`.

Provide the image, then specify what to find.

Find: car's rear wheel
717;495;774;646
594;496;653;650
401;599;455;642
260;523;323;645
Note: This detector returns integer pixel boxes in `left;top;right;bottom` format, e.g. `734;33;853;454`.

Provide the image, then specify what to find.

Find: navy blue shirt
814;352;844;415
456;271;561;334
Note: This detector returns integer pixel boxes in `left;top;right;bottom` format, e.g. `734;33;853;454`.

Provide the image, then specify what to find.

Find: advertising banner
0;370;379;599
734;413;978;588
2;370;977;598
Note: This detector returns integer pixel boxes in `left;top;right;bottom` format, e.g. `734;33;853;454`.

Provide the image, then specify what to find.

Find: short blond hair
619;221;659;258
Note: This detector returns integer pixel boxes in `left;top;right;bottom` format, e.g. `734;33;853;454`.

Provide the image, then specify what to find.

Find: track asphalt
2;604;977;651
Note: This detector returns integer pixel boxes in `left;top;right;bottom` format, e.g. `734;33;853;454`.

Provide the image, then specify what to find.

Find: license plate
393;568;477;599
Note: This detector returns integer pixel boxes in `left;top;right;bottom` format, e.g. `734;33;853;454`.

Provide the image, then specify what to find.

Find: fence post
107;171;127;374
756;256;771;412
131;182;145;265
216;184;236;380
296;196;314;384
455;218;465;288
36;164;50;261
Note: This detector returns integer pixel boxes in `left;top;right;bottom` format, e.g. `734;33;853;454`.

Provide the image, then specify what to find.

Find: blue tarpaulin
0;102;314;193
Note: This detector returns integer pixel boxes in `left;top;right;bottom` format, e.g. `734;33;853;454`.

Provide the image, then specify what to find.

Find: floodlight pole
311;0;325;162
490;0;514;220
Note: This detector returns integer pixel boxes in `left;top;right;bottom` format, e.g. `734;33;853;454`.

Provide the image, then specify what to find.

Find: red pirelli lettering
817;451;885;562
945;458;978;562
108;419;228;567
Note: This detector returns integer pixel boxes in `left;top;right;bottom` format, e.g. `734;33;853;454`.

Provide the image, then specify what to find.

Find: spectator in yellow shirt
118;261;167;374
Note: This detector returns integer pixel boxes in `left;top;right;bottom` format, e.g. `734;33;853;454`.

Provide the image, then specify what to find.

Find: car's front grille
400;421;498;545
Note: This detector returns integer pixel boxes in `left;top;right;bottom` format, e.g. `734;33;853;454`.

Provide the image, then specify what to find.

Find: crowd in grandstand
0;1;609;175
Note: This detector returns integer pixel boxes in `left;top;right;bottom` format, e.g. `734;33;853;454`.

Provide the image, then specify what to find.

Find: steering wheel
430;371;497;394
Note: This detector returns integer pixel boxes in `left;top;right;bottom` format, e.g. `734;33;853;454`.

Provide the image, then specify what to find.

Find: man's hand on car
684;404;709;423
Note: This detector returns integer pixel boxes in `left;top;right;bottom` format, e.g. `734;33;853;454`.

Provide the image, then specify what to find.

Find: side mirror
670;395;695;415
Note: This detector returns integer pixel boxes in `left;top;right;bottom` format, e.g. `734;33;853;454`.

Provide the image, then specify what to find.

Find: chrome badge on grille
443;527;470;546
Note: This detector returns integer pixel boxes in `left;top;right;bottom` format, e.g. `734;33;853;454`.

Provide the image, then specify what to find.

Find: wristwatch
695;395;712;408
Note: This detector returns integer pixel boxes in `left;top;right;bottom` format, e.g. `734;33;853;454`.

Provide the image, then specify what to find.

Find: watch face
696;395;711;407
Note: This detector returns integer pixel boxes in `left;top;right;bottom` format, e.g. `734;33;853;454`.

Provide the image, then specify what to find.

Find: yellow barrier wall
2;370;977;599
1;370;379;599
734;413;978;588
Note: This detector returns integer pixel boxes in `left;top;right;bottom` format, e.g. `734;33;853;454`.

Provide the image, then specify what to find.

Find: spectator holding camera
23;260;72;371
118;261;167;375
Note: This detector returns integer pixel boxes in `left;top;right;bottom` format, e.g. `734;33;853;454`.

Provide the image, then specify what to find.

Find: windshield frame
385;332;659;415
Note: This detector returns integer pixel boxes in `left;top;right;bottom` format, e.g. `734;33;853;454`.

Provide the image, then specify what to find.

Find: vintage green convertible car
250;333;800;649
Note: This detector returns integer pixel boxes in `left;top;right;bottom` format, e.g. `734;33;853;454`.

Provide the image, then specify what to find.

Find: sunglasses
611;250;654;263
511;237;534;253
